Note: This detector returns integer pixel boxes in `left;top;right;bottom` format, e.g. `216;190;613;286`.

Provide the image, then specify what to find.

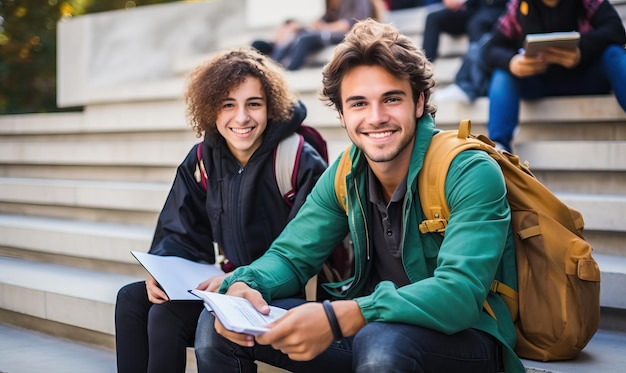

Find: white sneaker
431;84;471;104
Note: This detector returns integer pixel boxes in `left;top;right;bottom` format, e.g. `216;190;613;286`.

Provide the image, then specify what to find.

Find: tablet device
523;31;580;57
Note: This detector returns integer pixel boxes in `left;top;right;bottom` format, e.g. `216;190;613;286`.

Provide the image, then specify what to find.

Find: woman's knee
116;281;149;314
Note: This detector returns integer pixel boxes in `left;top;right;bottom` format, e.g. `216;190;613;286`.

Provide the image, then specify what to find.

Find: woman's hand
197;273;231;292
145;274;168;304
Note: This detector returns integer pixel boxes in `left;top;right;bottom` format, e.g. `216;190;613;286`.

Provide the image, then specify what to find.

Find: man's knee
352;323;416;371
195;309;219;350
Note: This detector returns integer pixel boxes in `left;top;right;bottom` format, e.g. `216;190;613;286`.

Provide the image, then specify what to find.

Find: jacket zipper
349;176;370;294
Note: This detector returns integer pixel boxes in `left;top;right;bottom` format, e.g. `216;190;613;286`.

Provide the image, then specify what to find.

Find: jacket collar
408;114;436;186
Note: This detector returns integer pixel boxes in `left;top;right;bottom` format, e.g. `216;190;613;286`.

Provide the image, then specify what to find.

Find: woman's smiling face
216;76;268;166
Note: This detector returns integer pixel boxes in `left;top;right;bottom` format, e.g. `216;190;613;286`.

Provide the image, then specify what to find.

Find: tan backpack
334;119;601;361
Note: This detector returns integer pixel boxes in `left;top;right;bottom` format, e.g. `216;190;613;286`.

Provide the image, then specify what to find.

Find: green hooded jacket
221;114;525;372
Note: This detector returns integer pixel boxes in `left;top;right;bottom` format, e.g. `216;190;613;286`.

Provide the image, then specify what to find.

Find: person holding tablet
484;0;626;152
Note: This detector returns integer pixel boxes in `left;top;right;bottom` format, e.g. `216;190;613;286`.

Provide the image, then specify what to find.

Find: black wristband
322;300;343;343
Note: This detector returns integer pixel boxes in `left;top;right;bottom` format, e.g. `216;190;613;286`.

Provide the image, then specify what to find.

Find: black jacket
149;101;327;267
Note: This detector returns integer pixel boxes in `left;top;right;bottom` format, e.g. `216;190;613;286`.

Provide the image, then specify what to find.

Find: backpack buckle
418;218;448;234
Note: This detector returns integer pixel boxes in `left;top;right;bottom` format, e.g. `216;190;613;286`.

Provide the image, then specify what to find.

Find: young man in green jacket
194;18;525;373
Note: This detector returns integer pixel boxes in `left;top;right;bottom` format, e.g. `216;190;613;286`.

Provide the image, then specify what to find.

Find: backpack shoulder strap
334;145;353;214
418;119;482;234
274;133;305;206
195;141;208;190
297;124;329;163
418;120;518;320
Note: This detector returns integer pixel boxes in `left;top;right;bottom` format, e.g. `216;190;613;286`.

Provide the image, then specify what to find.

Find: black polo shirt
364;166;411;295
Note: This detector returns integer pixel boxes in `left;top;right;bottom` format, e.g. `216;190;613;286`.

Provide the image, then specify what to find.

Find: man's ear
338;112;346;128
415;92;425;119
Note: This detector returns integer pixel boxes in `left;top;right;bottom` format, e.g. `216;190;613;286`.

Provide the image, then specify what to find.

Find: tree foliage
0;0;176;114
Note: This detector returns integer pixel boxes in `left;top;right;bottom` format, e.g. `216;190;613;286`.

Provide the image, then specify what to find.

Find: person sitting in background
383;0;437;9
251;0;378;71
194;18;525;373
114;46;327;373
484;0;626;152
423;0;507;103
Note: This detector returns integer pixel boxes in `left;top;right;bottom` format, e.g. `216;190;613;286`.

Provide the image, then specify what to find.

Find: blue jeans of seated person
279;31;345;71
194;297;501;373
487;44;626;152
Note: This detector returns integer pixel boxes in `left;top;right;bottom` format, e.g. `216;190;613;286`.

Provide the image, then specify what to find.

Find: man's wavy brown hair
320;18;436;118
186;46;297;137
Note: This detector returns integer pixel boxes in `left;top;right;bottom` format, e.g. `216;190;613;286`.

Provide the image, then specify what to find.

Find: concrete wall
246;0;324;28
57;0;324;108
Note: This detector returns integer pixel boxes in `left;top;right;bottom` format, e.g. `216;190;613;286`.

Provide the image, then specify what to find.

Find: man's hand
145;274;168;304
256;300;366;361
509;53;548;77
196;273;231;292
539;47;581;69
256;302;333;360
213;282;270;347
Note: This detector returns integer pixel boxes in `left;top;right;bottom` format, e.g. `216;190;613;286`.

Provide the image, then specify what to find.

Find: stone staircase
1;1;626;372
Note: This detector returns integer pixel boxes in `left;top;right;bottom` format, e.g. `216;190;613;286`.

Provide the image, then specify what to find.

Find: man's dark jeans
194;298;500;373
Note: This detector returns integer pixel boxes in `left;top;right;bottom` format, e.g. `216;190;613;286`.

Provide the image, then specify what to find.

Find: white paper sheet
131;251;224;300
189;289;287;335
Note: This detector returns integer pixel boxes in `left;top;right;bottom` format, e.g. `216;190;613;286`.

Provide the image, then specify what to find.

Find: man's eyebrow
382;90;408;97
345;90;408;103
345;95;367;103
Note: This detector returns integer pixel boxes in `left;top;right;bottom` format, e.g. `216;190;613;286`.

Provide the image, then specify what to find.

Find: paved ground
0;323;115;373
0;323;281;373
2;321;626;373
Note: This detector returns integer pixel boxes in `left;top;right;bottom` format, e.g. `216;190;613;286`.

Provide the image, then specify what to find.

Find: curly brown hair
185;46;297;137
320;18;436;118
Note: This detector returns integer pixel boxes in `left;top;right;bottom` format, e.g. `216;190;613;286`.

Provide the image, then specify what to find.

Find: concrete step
0;100;186;134
0;214;152;264
521;329;626;373
558;193;626;232
0;178;168;212
595;253;626;310
0;139;193;167
0;256;143;336
516;141;626;171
